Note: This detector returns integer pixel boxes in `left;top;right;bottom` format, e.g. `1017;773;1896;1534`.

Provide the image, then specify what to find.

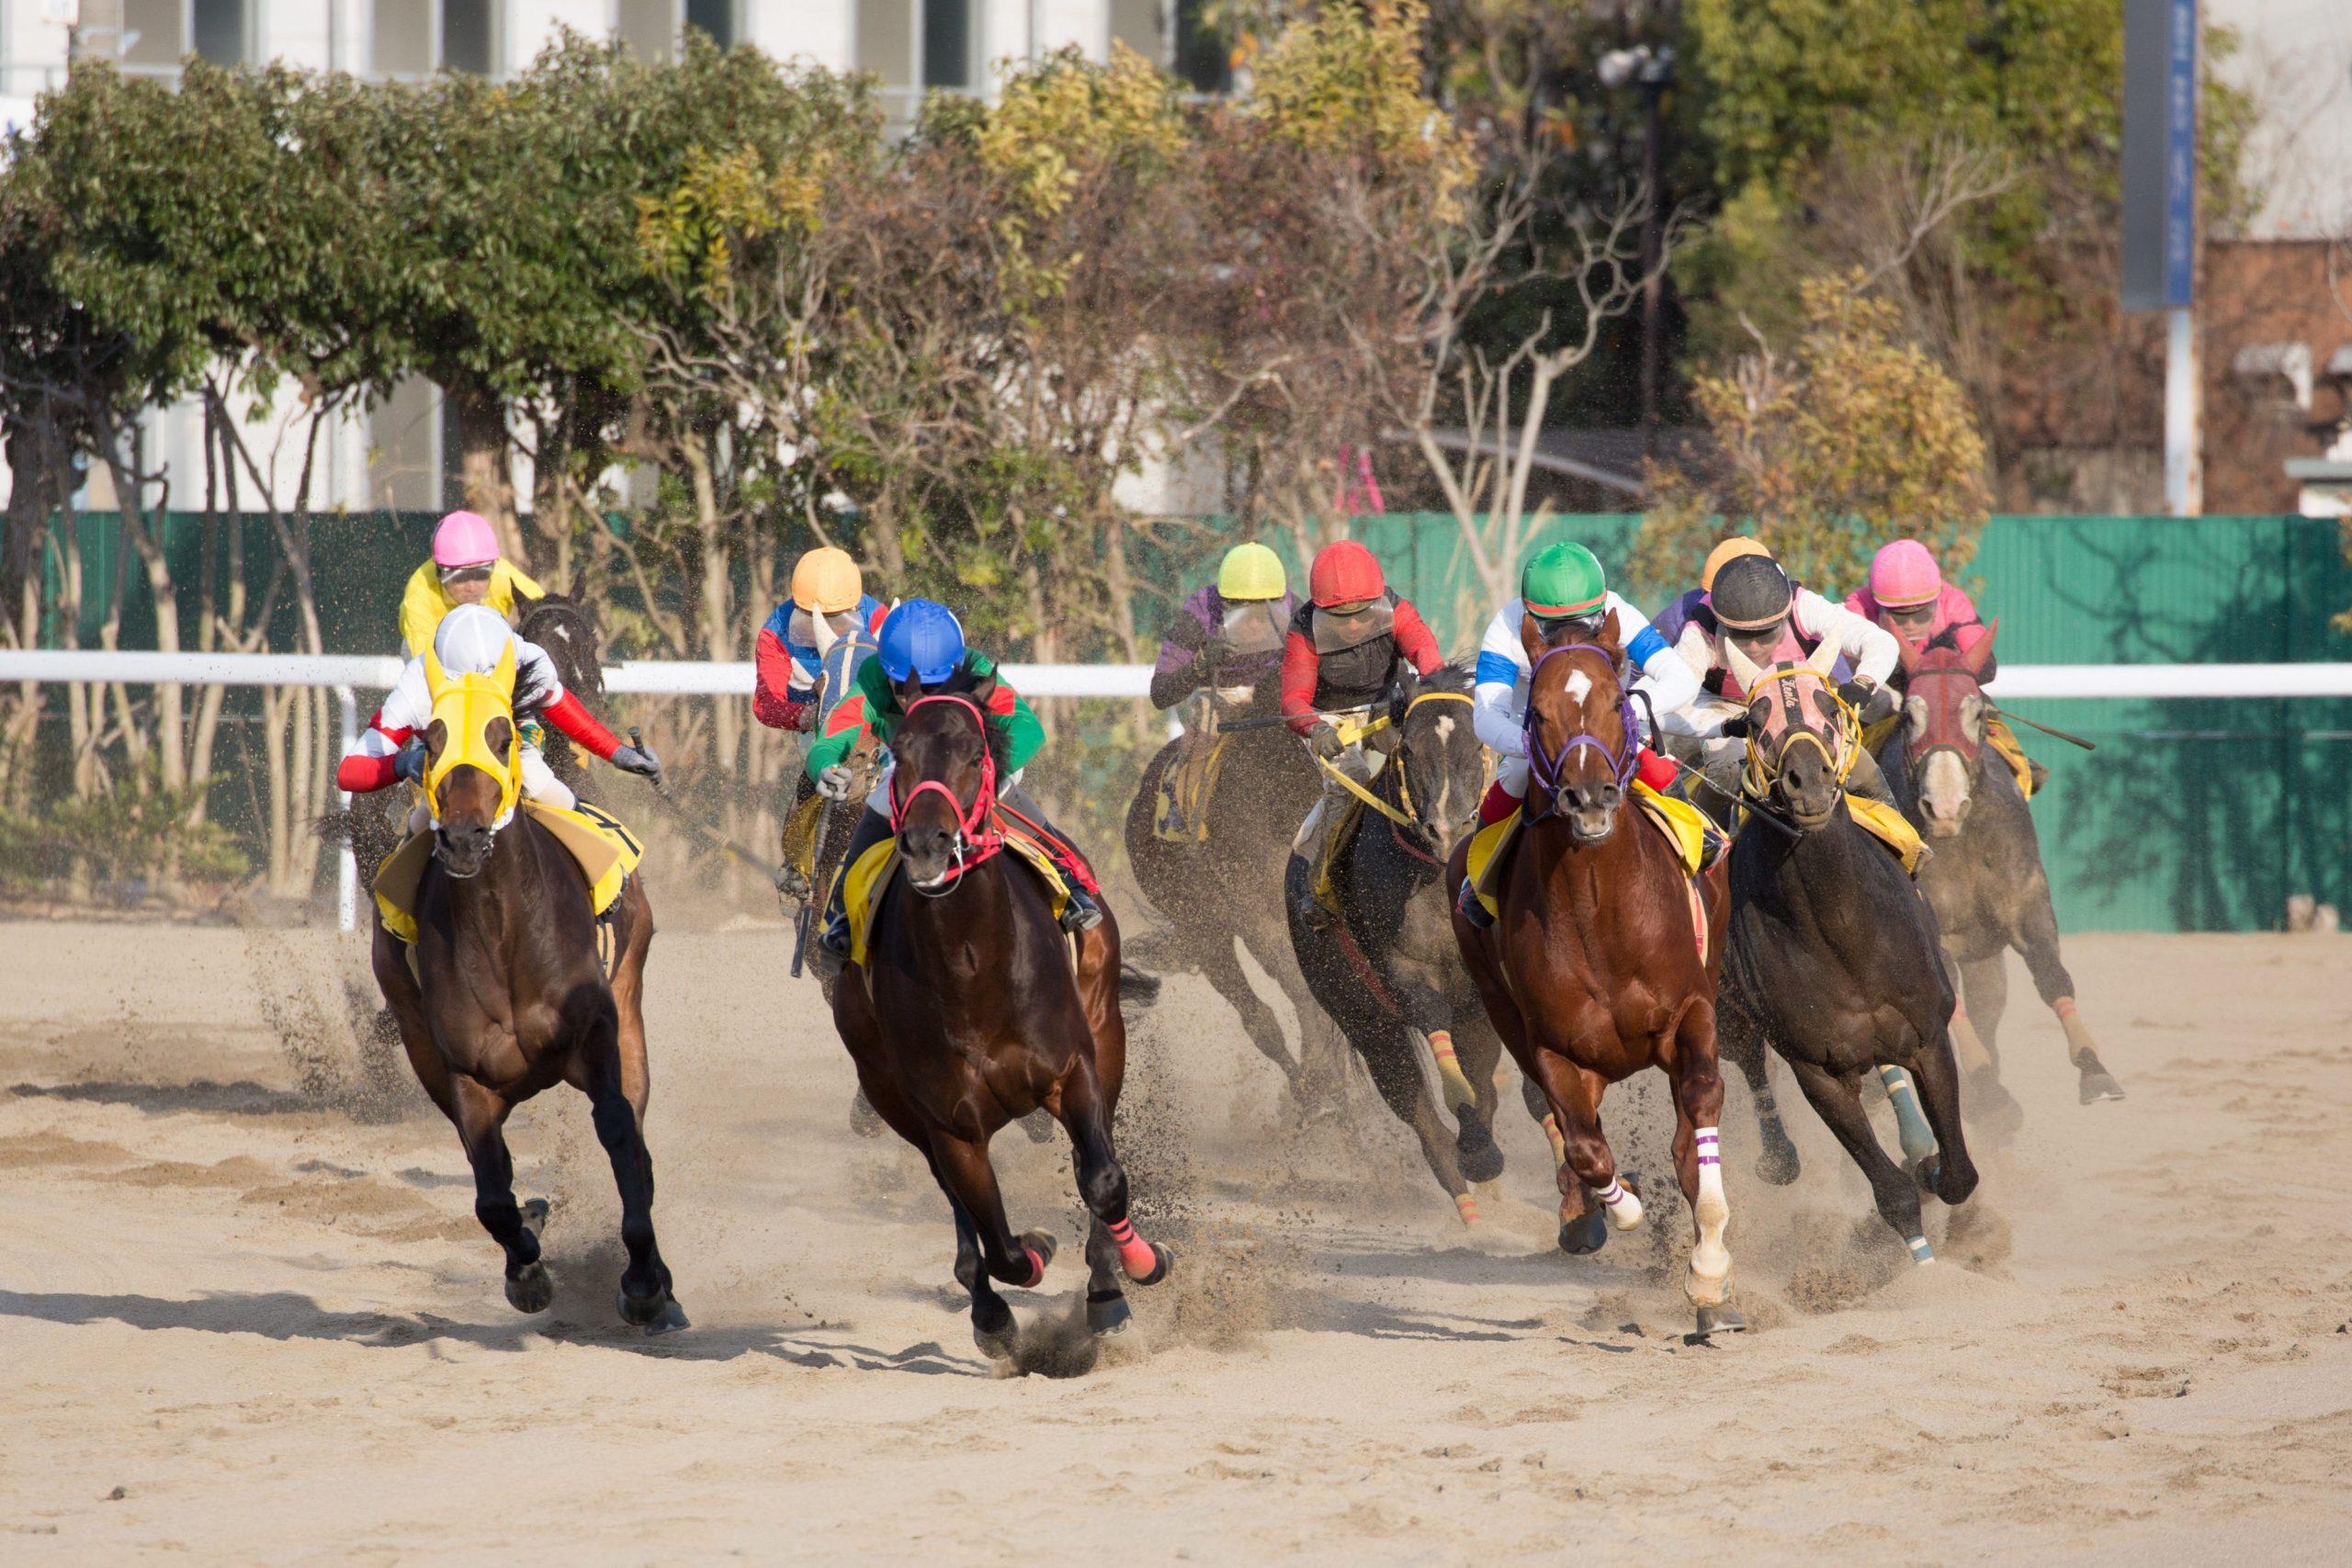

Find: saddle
1463;784;1721;958
1152;732;1236;845
837;818;1085;973
375;799;644;953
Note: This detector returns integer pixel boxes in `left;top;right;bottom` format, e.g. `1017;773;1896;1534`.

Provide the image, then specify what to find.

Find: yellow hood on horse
423;640;521;830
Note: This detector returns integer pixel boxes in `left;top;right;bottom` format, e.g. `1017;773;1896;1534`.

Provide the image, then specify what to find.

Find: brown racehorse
369;689;684;1333
831;673;1173;1360
1449;615;1740;1332
1886;625;2125;1113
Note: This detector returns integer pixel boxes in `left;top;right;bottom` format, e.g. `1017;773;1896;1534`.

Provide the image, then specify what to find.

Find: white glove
816;764;854;802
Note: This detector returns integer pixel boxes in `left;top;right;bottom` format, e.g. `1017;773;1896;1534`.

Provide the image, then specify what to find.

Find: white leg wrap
1689;1125;1731;1300
1593;1177;1644;1231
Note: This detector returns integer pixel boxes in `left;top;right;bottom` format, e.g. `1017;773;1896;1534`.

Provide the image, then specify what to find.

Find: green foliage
0;769;250;894
1631;272;1991;600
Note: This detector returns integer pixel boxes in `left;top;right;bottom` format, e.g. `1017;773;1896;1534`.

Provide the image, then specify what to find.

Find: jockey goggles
437;562;494;588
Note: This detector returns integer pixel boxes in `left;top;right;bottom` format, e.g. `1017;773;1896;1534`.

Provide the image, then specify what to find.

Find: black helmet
1711;555;1794;631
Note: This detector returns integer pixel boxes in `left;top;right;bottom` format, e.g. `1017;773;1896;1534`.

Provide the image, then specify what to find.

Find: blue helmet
876;598;967;685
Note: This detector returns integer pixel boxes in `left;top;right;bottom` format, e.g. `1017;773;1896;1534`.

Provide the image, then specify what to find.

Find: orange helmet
790;547;864;615
1308;540;1385;607
1701;536;1770;593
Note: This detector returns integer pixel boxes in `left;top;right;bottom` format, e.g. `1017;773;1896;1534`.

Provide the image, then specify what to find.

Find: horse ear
1519;612;1548;665
1596;607;1623;652
1722;634;1765;693
1804;634;1842;677
1967;617;1999;677
968;668;999;708
1897;635;1922;677
1389;660;1421;726
898;672;926;704
424;718;447;759
569;565;587;603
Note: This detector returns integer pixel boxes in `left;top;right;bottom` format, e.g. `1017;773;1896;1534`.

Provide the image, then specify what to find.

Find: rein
1309;690;1473;837
1521;642;1638;825
888;694;1006;895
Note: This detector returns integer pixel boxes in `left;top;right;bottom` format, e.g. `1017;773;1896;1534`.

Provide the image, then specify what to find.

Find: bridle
1900;664;1984;770
888;693;1005;896
1521;642;1640;826
1739;663;1859;807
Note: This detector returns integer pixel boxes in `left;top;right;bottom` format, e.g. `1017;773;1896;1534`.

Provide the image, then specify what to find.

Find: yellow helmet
1216;541;1287;603
790;547;865;615
1701;536;1772;592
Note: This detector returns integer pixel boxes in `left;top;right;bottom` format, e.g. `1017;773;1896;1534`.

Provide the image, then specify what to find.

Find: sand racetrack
1;915;2347;1564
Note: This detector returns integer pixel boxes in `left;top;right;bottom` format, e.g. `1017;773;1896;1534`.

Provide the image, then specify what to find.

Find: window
121;0;182;69
855;0;913;96
684;0;733;49
191;0;248;66
616;0;674;62
440;0;497;76
373;0;431;76
920;0;970;90
1174;0;1232;95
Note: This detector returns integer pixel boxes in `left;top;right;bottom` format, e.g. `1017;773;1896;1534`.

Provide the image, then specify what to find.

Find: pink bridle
888;694;1005;882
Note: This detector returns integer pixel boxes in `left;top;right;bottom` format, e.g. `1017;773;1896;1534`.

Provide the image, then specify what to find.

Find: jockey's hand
816;763;855;802
1307;721;1345;761
1841;679;1896;725
1199;632;1237;672
611;742;664;788
1715;715;1750;739
392;739;427;786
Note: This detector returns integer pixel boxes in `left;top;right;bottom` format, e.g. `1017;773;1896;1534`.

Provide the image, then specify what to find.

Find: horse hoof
1020;1109;1057;1145
1123;1241;1175;1288
504;1261;554;1314
616;1286;672;1328
848;1091;885;1139
1086;1291;1133;1336
521;1198;550;1231
642;1298;691;1337
1019;1230;1058;1274
2078;1068;2126;1104
1756;1143;1802;1187
1456;1122;1506;1185
1694;1303;1747;1337
973;1305;1019;1361
1558;1209;1609;1256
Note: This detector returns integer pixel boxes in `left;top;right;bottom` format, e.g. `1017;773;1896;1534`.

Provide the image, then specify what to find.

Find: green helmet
1520;541;1607;619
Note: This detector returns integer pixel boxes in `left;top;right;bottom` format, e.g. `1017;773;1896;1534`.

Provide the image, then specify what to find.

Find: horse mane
907;660;1015;775
515;592;602;713
1412;662;1477;698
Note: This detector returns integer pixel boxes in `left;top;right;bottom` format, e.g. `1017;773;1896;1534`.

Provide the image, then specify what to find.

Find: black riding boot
812;806;893;978
999;784;1102;932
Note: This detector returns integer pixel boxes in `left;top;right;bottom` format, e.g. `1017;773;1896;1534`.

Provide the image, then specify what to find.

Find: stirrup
1057;888;1104;933
1294;884;1333;931
1455;878;1494;931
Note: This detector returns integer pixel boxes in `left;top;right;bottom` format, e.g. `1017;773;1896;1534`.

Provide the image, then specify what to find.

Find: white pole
334;684;359;932
2165;305;2201;515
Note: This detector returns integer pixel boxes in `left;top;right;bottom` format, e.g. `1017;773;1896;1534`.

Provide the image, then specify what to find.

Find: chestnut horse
1714;639;1978;1265
830;671;1173;1361
370;680;684;1333
1888;625;2124;1111
1449;614;1740;1333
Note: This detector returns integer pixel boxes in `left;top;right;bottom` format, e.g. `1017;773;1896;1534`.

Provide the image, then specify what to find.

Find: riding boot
1456;878;1495;930
1845;746;1896;807
1290;793;1338;931
813;806;893;978
998;784;1104;933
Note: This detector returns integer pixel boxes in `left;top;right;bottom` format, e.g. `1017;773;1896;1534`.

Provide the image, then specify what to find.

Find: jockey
1658;552;1903;809
1455;541;1701;928
753;546;890;734
337;604;662;829
398;511;546;658
1149;541;1296;711
1649;536;1772;651
1281;539;1446;931
806;598;1102;976
1846;537;2045;795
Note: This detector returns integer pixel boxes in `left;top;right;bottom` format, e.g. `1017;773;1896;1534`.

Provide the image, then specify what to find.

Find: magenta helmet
431;510;501;570
1867;538;1942;609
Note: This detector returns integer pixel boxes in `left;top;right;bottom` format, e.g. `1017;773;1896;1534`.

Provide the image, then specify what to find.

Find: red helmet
1308;540;1385;607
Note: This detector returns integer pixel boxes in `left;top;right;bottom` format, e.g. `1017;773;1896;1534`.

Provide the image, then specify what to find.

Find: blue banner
2163;0;2198;308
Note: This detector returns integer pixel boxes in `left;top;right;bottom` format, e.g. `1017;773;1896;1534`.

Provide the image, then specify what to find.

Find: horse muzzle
898;826;967;895
434;822;495;878
1558;782;1621;844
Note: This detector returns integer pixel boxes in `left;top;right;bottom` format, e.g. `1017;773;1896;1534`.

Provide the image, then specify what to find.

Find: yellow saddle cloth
1462;782;1711;924
837;826;1078;971
1153;733;1236;845
1844;793;1927;875
374;799;643;945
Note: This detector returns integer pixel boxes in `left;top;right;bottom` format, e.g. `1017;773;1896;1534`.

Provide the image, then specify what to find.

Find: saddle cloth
1462;781;1713;925
1153;732;1235;845
1844;793;1928;875
375;799;642;946
839;821;1080;972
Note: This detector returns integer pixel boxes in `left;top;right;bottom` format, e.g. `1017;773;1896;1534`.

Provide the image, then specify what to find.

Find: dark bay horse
831;671;1173;1360
1449;614;1739;1330
369;665;683;1331
1887;626;2125;1111
1286;665;1515;1226
1125;682;1344;1111
1714;638;1978;1266
516;583;605;802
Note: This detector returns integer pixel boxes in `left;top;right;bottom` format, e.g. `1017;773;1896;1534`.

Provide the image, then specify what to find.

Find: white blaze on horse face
1920;750;1973;834
1688;1124;1731;1304
1564;668;1593;705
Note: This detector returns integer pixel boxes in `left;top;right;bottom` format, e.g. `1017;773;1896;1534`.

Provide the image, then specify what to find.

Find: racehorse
516;581;605;802
1125;681;1346;1112
1449;614;1739;1330
1285;664;1517;1226
368;658;684;1332
829;669;1173;1359
1886;626;2125;1112
1714;637;1979;1265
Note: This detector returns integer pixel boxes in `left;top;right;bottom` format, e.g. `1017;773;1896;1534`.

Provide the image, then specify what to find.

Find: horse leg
580;1017;684;1333
606;875;657;1124
1521;1074;1568;1170
447;1076;552;1314
1666;1006;1741;1332
1445;1016;1510;1195
1900;1022;1980;1210
1195;935;1306;1097
929;1132;1054;1360
1784;1057;1933;1264
1062;1062;1171;1337
2014;891;2124;1102
1719;1000;1799;1186
1359;1021;1478;1226
1953;952;2026;1134
1408;982;1502;1188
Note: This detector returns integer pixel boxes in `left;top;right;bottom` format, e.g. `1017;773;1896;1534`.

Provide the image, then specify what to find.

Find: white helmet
433;604;514;676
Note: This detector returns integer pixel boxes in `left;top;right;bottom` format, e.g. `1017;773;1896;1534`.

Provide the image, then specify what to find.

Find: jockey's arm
752;619;816;731
1392;598;1445;676
1796;590;1900;687
1471;604;1529;760
396;563;442;659
1608;592;1701;736
1278;628;1321;736
1657;623;1733;740
1148;610;1212;711
335;660;433;792
540;688;621;761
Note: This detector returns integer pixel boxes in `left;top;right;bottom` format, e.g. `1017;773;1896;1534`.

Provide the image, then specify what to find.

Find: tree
1629;270;1992;601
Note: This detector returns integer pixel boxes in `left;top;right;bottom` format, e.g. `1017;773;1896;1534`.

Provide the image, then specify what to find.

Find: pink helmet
1868;538;1942;609
431;510;501;570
